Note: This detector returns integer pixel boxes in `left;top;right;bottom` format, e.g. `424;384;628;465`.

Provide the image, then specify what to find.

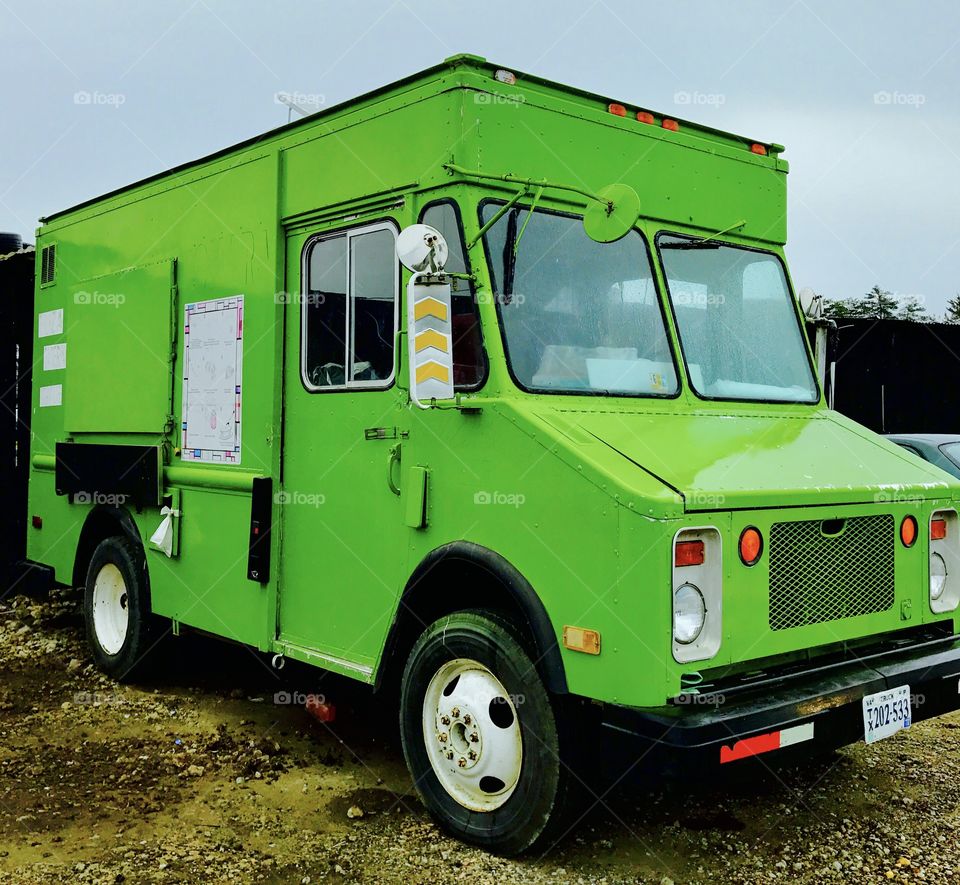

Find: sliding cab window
480;201;678;397
657;234;818;404
302;221;398;390
420;201;487;390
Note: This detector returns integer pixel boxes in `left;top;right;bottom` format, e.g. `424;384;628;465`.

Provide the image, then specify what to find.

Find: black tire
399;609;576;855
82;536;159;681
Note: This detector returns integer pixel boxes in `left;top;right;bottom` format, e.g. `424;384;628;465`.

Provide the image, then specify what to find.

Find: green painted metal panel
64;261;173;432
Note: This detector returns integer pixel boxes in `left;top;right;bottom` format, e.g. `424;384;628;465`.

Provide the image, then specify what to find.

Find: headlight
931;552;947;601
673;583;706;644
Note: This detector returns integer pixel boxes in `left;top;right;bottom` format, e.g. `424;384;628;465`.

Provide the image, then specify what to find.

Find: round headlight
674;583;706;645
931;552;947;601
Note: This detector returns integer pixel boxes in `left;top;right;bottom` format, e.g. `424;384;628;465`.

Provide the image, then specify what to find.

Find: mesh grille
768;515;895;631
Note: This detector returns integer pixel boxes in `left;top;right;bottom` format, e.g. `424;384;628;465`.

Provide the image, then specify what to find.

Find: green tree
823;285;906;321
859;285;899;319
897;296;929;322
946;293;960;323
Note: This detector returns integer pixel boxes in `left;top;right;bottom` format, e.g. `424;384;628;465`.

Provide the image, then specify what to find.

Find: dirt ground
1;587;959;884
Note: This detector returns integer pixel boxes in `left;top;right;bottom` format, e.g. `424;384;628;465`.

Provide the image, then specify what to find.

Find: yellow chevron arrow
413;296;448;322
414;328;449;354
415;361;451;384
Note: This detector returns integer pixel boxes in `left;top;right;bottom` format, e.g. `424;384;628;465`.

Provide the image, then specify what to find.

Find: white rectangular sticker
862;684;911;744
181;296;243;464
39;384;62;407
38;308;63;338
43;343;66;371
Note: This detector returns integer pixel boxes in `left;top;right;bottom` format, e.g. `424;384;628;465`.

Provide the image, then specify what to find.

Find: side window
420;201;486;390
303;222;398;390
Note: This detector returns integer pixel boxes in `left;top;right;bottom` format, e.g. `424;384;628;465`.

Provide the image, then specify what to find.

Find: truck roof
41;53;784;227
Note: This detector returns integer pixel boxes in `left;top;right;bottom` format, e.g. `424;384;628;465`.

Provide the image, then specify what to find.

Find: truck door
279;218;406;676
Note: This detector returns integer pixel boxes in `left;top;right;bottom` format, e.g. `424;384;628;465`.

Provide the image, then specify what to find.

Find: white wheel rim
92;563;129;655
422;658;523;812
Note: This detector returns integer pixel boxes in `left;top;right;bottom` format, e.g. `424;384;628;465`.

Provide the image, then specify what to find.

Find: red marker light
901;516;918;547
608;103;627;117
636;111;655;124
739;527;763;566
662;119;679;131
931;518;947;541
750;143;768;155
675;540;705;567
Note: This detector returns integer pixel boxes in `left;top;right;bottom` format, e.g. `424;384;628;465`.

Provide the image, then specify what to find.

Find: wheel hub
91;562;129;656
422;658;523;812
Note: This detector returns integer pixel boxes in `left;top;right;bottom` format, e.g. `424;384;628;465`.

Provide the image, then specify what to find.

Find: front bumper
600;633;960;775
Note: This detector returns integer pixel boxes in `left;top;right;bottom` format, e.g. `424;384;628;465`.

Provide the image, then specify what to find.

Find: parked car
886;434;960;480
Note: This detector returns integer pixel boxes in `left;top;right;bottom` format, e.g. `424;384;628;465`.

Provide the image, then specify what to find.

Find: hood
561;407;957;512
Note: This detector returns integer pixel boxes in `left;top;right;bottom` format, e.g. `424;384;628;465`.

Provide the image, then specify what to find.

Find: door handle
387;443;401;496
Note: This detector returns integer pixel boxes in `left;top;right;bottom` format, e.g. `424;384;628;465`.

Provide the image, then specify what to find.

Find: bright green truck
25;54;960;853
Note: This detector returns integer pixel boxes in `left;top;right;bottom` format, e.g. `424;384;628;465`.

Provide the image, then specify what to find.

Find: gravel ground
1;587;959;883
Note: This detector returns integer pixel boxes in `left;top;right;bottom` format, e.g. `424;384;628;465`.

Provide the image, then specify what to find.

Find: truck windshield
658;234;818;403
481;203;678;397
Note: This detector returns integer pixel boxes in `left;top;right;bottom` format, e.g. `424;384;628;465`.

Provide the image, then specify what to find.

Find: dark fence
823;317;960;435
0;249;35;594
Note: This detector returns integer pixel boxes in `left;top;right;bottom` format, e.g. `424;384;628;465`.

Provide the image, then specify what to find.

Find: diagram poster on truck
181;295;243;464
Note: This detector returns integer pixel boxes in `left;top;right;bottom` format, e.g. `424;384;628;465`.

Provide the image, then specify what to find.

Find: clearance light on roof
662;119;679;131
750;143;768;155
636;111;655;124
608;102;627;117
494;69;516;85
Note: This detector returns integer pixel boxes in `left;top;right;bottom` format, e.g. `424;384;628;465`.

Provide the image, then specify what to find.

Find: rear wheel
83;536;158;681
399;610;575;855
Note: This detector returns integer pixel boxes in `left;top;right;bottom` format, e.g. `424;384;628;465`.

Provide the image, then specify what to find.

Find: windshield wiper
660;218;747;250
502;207;519;302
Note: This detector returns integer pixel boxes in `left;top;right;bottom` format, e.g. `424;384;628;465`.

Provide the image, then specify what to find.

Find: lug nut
463;714;472;725
468;750;477;761
438;732;448;743
451;707;460;718
446;750;454;760
440;715;450;726
469;733;479;743
457;757;467;768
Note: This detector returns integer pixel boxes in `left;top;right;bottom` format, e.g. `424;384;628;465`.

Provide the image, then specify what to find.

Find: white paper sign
38;309;63;338
181;296;243;464
39;384;62;407
43;343;66;371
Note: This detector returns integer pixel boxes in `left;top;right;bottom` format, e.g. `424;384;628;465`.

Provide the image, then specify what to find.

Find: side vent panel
40;244;56;285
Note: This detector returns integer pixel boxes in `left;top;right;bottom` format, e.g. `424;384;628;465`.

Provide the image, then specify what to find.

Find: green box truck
24;53;960;853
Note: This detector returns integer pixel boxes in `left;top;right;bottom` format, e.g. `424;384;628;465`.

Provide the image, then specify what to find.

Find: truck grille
768;515;895;631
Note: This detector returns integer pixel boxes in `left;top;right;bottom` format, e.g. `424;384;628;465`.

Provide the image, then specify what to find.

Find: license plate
862;684;911;744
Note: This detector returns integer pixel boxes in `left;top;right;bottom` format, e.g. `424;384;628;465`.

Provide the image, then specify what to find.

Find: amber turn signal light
739;527;763;566
562;625;601;655
900;515;918;547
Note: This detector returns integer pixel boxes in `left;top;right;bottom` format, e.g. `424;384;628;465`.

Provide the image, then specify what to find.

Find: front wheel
399;610;575;855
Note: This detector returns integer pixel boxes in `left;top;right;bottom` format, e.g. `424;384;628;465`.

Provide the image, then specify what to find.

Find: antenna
274;92;314;123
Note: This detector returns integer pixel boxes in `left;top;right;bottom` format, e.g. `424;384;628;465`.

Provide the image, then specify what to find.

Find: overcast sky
1;0;958;314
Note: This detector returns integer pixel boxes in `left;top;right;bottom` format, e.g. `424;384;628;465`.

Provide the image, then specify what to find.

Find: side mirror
397;224;449;273
397;226;454;408
797;286;823;320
